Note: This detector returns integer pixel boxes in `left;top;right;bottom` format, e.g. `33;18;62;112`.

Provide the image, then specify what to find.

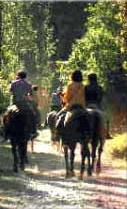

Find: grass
104;133;127;169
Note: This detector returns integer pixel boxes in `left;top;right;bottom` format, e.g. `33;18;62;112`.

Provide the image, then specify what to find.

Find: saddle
64;104;86;127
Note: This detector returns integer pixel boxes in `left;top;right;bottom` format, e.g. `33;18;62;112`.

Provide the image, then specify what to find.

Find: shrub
107;134;127;159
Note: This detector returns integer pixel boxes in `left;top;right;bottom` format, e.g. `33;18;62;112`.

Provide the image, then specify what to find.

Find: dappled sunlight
0;129;126;209
25;164;40;174
0;193;22;209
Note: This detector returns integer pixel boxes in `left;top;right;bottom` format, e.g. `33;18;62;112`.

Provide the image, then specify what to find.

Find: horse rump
3;106;29;172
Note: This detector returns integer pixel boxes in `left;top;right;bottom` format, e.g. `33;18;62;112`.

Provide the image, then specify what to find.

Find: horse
46;106;91;178
80;108;105;179
3;105;33;172
46;105;105;179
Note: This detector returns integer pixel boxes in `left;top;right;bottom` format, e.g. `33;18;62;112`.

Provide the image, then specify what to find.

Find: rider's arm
63;83;73;106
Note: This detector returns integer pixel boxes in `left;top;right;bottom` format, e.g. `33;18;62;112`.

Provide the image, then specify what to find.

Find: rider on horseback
85;73;111;139
10;70;32;110
56;70;86;129
10;70;37;137
85;73;103;109
63;70;85;109
51;87;63;111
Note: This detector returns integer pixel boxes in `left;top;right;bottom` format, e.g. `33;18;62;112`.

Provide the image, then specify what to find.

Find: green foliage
1;2;56;110
1;2;55;80
61;2;125;87
0;72;10;112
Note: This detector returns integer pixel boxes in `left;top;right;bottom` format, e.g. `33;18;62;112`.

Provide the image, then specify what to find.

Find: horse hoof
13;167;18;173
65;173;70;178
65;171;71;178
20;164;25;171
87;169;92;176
70;171;75;177
96;167;101;175
25;158;29;164
87;172;92;177
78;174;83;180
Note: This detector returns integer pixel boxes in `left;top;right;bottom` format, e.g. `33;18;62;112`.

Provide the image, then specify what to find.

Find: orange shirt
63;81;85;109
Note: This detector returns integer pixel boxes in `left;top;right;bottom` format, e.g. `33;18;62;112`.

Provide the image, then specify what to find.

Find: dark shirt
10;78;32;104
85;83;103;108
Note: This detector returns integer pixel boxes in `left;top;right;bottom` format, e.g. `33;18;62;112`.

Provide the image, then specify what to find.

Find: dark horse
47;105;105;179
3;105;33;172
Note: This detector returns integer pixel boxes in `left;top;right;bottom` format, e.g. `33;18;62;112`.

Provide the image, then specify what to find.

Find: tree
51;2;88;60
1;2;56;111
64;2;125;86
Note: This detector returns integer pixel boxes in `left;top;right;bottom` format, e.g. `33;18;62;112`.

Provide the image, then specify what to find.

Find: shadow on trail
26;140;82;175
0;135;126;209
28;152;65;171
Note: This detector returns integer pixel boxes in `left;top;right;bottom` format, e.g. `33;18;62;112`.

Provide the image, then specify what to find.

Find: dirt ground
0;129;127;209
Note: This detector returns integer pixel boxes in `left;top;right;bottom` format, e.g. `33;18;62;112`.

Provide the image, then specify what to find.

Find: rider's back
11;78;32;105
10;78;33;113
85;83;103;108
63;81;85;109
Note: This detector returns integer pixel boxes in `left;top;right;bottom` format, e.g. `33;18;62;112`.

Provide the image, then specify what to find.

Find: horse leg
80;142;92;179
91;140;98;172
96;139;105;174
24;140;29;164
31;138;34;153
18;141;26;171
63;145;70;178
11;141;18;172
79;144;86;180
69;142;76;177
86;145;92;176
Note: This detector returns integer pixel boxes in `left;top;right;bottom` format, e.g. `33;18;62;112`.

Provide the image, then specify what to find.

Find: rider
57;70;85;126
63;70;85;109
10;70;32;110
85;73;103;109
29;85;41;129
10;70;37;137
51;87;63;111
84;73;111;139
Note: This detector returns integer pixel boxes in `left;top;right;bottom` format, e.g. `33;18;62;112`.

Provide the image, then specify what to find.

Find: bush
107;134;127;159
0;89;10;114
0;74;10;113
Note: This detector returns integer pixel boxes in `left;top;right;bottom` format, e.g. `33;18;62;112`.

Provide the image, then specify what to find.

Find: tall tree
1;2;56;111
1;2;55;84
51;2;88;60
65;2;124;86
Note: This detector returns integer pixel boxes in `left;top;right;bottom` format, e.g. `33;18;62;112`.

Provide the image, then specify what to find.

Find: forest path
0;129;126;209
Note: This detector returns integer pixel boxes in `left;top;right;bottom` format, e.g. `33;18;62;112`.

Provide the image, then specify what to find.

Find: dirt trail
0;129;126;209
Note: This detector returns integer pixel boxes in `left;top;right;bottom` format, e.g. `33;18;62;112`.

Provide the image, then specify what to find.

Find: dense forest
0;1;127;126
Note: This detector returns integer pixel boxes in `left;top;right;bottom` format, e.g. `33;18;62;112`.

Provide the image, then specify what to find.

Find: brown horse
47;106;105;179
3;105;33;172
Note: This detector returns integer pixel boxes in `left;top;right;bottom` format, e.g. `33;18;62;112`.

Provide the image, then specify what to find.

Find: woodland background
0;2;127;136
